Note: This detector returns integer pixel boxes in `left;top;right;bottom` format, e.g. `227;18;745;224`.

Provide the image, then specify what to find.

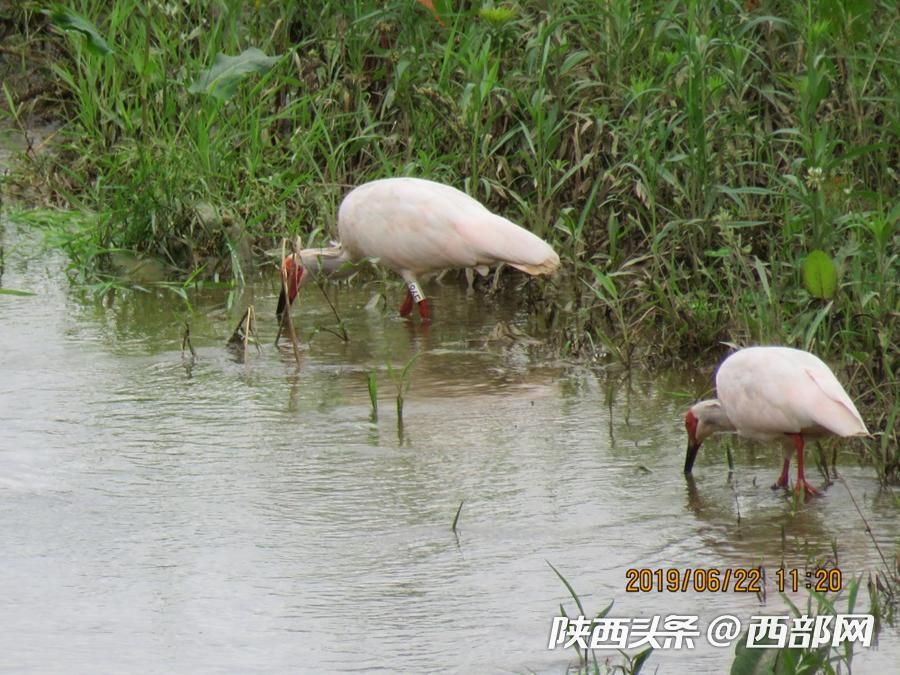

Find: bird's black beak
276;285;288;324
684;440;701;474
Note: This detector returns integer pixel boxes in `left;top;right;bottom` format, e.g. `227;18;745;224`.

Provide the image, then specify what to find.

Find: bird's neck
297;246;353;279
694;399;736;433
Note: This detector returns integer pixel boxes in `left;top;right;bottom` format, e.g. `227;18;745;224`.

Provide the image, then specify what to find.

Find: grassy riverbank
1;0;897;474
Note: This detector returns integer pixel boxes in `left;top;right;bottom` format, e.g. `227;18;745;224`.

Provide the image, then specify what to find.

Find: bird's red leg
791;433;821;497
399;289;414;317
772;456;791;489
417;298;431;321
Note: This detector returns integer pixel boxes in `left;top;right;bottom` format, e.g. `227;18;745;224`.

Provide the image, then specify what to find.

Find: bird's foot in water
793;478;822;498
771;458;791;490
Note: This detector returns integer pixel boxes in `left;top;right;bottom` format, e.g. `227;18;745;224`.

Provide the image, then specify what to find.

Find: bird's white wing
716;355;802;439
338;177;559;276
452;211;560;275
803;366;869;436
339;180;477;271
716;347;867;439
401;178;559;274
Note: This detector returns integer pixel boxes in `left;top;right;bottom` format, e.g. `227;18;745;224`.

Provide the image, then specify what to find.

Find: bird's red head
683;409;701;474
276;254;305;323
684;409;698;441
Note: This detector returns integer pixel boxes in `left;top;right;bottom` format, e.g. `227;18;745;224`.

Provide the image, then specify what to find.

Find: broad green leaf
802;249;838;300
188;48;282;101
46;4;112;56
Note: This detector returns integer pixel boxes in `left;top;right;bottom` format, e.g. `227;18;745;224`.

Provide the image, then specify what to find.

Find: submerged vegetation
1;1;897;470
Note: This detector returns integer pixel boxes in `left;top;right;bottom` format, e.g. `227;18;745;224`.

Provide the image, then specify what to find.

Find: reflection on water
1;218;897;674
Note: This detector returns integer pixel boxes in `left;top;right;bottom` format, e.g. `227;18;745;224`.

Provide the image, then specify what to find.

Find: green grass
1;0;897;477
730;575;878;675
547;560;653;674
385;350;420;431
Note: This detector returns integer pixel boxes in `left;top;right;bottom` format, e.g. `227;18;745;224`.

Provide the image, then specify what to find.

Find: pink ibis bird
276;177;560;324
684;346;869;496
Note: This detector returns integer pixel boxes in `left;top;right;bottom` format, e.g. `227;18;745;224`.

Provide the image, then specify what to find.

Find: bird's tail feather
508;258;560;276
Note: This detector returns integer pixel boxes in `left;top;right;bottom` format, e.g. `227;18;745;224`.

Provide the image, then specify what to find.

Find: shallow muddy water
1;214;898;674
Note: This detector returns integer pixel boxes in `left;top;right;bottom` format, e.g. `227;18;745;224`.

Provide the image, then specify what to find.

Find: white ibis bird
684;346;869;496
276;177;560;323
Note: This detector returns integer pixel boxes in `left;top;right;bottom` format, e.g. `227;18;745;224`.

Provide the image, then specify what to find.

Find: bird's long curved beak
684;440;701;474
276;285;289;324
